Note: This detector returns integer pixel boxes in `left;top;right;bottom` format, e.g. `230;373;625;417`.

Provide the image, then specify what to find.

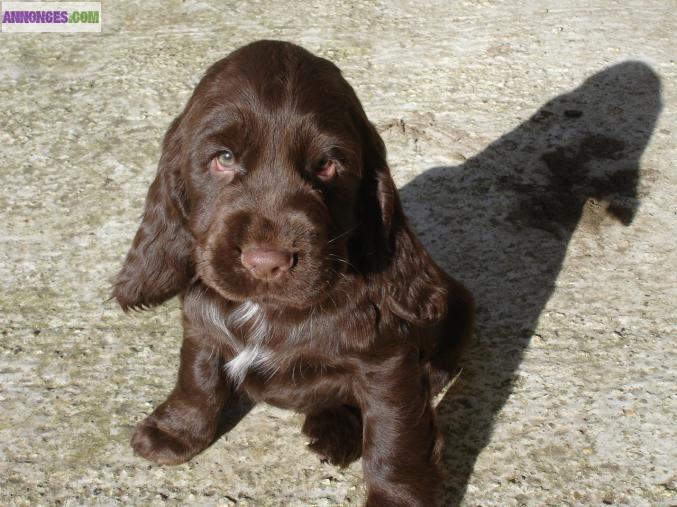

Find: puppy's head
114;40;398;310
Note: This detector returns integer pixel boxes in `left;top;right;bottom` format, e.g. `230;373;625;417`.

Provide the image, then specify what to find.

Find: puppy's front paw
131;415;204;466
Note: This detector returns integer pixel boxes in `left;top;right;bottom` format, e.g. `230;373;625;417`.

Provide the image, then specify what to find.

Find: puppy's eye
316;158;337;181
210;149;238;181
216;149;235;168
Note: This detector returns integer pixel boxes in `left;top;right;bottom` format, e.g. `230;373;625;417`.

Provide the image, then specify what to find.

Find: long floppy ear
113;115;194;311
358;120;448;326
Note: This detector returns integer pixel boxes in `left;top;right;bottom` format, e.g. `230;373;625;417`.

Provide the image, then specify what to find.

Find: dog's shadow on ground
399;61;662;505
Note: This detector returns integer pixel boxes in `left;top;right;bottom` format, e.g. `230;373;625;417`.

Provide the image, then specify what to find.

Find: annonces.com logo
1;2;101;32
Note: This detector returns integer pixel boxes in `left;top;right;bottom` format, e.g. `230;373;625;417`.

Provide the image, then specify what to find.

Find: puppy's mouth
202;273;339;310
195;245;344;309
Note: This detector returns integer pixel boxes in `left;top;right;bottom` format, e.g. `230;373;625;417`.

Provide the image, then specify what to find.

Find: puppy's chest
216;301;332;386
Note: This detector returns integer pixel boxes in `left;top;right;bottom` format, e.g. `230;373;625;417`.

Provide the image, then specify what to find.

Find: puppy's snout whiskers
326;223;360;245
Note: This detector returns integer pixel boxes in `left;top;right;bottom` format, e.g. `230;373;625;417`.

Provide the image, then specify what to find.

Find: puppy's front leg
358;347;443;507
131;330;232;465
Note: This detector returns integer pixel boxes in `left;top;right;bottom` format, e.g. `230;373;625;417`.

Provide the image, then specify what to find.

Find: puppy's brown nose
240;247;294;280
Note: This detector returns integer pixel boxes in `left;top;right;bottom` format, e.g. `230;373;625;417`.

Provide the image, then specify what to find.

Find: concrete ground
1;1;675;505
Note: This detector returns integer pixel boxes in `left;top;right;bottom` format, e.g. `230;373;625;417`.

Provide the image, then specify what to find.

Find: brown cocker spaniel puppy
114;40;474;506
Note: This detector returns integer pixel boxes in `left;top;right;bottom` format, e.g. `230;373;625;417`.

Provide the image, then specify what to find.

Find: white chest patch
225;347;258;385
225;346;277;385
221;301;278;385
